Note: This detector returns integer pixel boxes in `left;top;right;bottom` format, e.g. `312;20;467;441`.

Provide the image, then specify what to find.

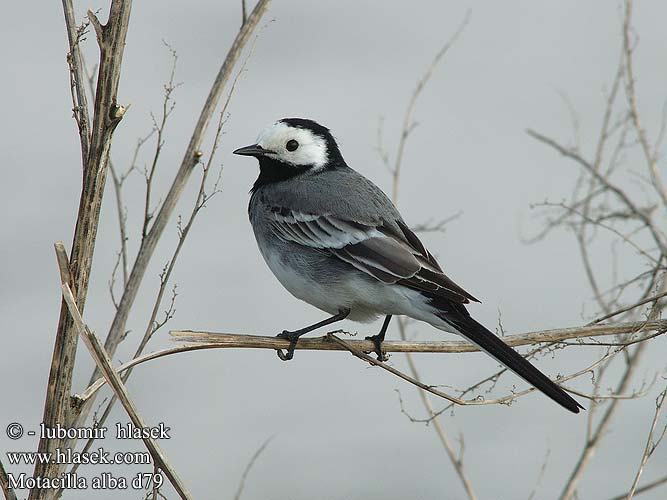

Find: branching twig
327;333;485;407
389;11;470;206
526;129;667;258
142;44;180;241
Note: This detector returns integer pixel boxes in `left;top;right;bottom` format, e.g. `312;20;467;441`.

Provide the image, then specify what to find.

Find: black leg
276;308;351;361
365;315;392;361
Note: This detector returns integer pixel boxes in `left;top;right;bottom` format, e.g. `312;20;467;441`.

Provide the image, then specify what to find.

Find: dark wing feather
268;208;479;303
333;236;420;284
382;220;480;303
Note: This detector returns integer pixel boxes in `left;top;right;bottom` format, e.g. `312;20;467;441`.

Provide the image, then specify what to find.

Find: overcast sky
2;1;667;499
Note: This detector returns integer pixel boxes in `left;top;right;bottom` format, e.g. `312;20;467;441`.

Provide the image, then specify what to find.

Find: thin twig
574;49;625;315
527;448;551;500
384;31;478;491
327;334;478;406
625;387;667;499
609;474;667;500
390;11;470;206
588;290;667;325
397;320;477;499
110;129;154;285
405;341;641;423
233;437;273;500
63;0;91;165
559;344;647;500
623;0;667;214
526;128;667;257
142;44;179;241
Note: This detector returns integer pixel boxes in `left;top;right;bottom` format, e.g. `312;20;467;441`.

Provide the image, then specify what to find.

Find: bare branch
0;458;17;500
533;201;658;265
380;18;475;496
97;0;271;385
391;11;470;205
588;290;667;325
626;387;667;499
559;344;647;500
526;129;667;256
527;448;551;500
142;44;180;240
76;0;272;430
233;437;273;500
411;211;463;234
528;3;667;496
327;333;488;407
170;320;666;352
623;0;667;213
61;283;191;499
70;319;667;412
609;474;667;500
82;59;150;288
395;319;477;499
32;2;133;497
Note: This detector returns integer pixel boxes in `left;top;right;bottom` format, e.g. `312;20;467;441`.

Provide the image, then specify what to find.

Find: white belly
257;239;445;325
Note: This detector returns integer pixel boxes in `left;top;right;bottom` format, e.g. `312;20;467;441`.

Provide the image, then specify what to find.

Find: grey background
2;1;666;499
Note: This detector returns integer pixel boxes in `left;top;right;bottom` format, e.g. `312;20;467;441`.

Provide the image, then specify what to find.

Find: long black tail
439;309;584;414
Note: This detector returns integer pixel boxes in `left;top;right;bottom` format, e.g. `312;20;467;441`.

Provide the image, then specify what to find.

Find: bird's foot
276;330;299;361
365;334;388;362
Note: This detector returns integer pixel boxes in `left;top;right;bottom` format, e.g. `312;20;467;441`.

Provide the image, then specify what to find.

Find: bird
233;117;583;414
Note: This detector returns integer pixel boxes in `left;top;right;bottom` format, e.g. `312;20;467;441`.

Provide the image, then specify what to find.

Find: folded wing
268;207;479;304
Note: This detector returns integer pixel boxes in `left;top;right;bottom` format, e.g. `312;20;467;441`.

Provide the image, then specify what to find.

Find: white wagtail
234;118;583;413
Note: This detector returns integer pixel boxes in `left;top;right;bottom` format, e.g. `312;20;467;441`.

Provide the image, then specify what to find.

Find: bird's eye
286;139;299;152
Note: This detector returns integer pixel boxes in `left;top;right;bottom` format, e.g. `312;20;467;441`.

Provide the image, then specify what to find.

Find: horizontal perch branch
75;319;667;406
170;319;667;352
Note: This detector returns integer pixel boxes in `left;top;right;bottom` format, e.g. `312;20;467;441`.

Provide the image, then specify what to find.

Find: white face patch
256;121;329;169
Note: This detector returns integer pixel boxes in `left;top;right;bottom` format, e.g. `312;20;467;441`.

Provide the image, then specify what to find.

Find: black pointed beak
233;144;274;157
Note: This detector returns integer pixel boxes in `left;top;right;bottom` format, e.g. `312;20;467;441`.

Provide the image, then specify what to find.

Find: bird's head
234;118;345;189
